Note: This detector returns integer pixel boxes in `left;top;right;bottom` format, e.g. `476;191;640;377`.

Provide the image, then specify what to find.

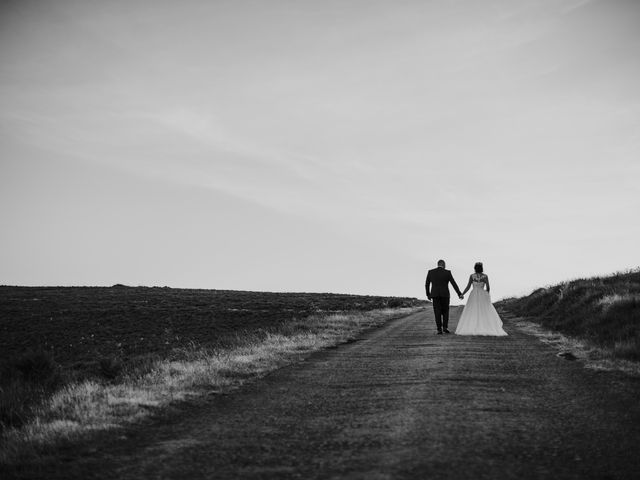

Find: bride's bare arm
462;275;473;295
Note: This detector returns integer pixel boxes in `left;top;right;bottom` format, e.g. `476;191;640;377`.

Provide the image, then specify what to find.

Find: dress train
455;281;507;336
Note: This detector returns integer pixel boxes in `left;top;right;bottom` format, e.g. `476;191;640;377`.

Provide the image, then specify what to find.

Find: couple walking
425;259;507;336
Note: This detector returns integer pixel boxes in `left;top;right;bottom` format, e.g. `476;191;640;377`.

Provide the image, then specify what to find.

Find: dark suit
425;267;462;332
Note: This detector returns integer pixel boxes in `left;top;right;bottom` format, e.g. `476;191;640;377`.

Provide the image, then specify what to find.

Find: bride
455;262;507;336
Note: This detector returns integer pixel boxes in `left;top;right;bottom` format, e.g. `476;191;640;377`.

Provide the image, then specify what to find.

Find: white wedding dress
455;274;507;336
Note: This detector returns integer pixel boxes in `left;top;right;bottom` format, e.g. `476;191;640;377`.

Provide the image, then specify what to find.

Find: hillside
496;269;640;361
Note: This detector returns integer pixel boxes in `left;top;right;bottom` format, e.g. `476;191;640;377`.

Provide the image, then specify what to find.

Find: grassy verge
0;307;421;465
502;315;640;376
496;268;640;363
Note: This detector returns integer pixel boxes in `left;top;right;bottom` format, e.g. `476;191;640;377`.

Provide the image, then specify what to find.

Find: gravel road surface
12;307;640;479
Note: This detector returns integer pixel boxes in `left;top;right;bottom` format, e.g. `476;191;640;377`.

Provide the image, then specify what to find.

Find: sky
1;0;639;300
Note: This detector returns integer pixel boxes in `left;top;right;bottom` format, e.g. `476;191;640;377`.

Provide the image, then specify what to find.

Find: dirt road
13;308;640;479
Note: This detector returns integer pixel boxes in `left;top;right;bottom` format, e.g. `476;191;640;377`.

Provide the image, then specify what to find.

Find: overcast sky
1;0;639;300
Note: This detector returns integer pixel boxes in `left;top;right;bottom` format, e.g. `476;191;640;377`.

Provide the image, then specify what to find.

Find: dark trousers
432;296;450;331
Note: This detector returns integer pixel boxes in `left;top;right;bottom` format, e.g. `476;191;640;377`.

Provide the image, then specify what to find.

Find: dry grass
496;268;640;362
511;317;640;377
0;308;420;465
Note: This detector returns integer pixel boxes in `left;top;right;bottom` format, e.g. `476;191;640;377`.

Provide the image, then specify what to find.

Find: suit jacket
425;267;462;298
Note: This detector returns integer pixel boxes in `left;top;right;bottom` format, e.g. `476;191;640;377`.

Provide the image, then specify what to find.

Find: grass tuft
99;357;124;380
13;350;58;384
0;350;62;432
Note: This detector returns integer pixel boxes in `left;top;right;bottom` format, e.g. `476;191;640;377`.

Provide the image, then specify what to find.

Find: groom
425;259;463;334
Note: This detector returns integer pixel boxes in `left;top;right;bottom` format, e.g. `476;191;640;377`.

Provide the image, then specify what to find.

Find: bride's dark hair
474;262;483;273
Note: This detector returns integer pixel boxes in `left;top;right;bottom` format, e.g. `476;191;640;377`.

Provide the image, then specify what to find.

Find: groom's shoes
437;330;443;335
443;329;451;334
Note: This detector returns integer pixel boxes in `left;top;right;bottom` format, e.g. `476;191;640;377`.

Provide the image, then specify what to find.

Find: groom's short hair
437;259;445;267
